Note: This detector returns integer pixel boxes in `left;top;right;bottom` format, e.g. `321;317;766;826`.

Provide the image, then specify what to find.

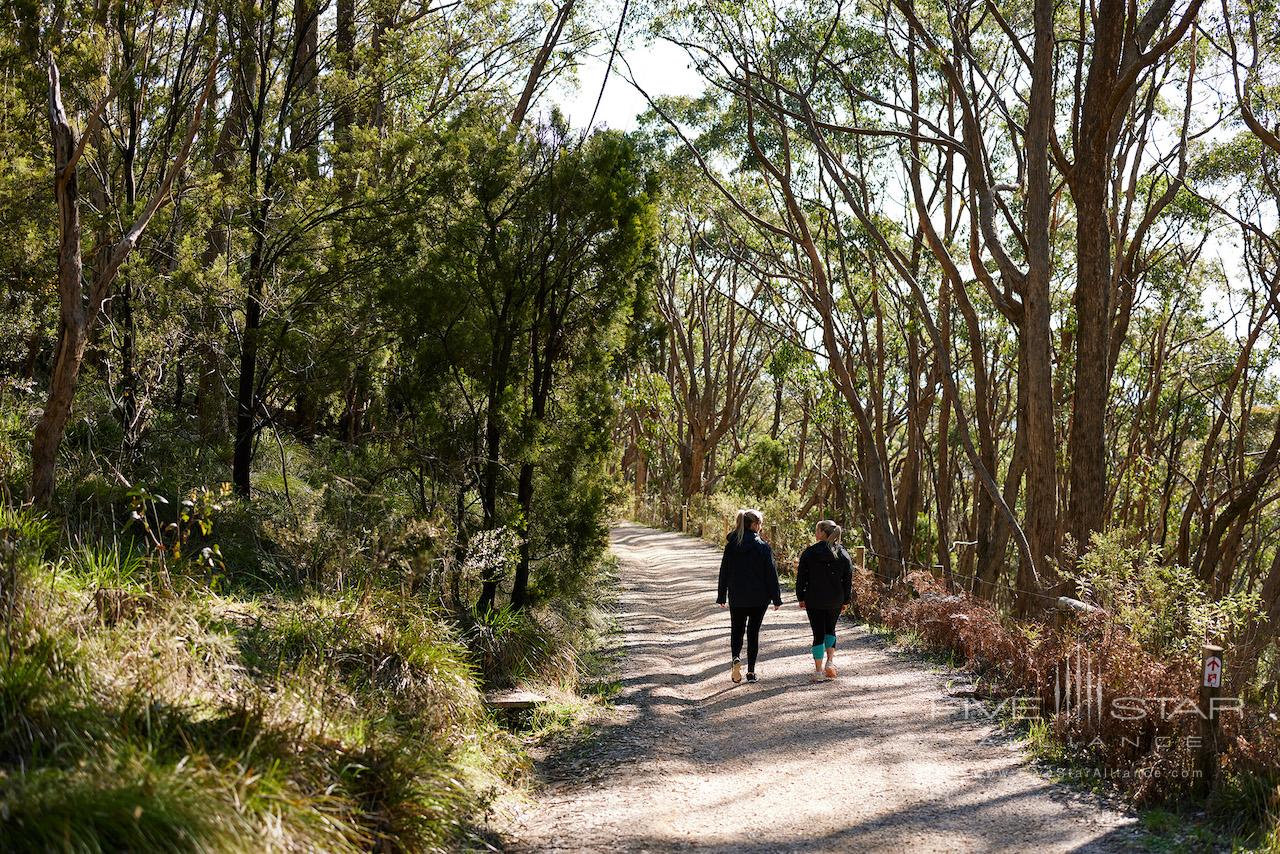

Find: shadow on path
506;523;1141;853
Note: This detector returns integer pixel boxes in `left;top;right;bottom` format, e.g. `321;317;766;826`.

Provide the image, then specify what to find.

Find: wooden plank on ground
485;689;548;709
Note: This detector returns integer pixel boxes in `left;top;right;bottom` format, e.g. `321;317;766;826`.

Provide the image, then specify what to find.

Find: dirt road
506;523;1141;853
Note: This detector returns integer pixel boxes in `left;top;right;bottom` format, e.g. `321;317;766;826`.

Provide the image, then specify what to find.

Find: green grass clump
63;542;148;590
0;501;520;852
0;750;254;853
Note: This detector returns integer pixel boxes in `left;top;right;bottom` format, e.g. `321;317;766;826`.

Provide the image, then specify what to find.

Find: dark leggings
807;607;841;659
730;605;769;670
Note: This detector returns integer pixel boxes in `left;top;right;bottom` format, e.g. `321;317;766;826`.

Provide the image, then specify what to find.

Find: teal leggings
807;607;839;660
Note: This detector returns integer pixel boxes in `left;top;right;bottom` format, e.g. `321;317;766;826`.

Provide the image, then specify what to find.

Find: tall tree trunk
32;55;213;503
1018;0;1060;611
1066;0;1204;558
476;329;516;613
510;0;577;128
198;7;256;440
117;49;141;455
935;279;953;587
31;59;87;506
770;372;783;440
511;461;536;609
232;228;266;496
290;0;319;176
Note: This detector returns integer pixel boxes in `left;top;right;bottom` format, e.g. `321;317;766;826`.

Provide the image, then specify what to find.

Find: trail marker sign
1197;645;1225;796
1203;655;1222;688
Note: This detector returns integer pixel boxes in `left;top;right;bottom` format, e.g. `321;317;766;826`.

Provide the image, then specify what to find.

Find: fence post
1196;644;1224;796
1054;595;1101;630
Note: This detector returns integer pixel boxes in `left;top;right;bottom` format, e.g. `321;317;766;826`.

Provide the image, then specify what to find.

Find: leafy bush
726;437;789;498
1070;529;1262;658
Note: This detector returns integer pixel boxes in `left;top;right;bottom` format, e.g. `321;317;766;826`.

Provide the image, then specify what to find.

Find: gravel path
505;523;1143;853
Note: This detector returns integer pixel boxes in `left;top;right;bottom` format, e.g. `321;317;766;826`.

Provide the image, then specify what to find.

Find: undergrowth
0;444;612;852
850;558;1280;850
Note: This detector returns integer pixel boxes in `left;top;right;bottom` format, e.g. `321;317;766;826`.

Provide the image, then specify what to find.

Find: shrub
1070;529;1262;658
0;750;255;854
0;496;513;852
726;437;788;498
866;571;1276;811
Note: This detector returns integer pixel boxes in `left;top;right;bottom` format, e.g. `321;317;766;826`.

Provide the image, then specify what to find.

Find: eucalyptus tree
657;203;770;503
23;6;218;505
644;0;1215;608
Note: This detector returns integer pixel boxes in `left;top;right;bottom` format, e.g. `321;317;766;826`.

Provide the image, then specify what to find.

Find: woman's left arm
765;545;782;608
841;549;854;604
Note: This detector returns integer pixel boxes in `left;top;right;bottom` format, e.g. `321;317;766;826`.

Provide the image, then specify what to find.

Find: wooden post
1054;595;1101;630
1196;644;1224;796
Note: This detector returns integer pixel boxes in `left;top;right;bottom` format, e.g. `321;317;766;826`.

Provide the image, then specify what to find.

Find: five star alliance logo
1055;644;1103;722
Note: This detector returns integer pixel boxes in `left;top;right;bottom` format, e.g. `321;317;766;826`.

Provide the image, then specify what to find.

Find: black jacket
796;542;853;609
716;530;782;608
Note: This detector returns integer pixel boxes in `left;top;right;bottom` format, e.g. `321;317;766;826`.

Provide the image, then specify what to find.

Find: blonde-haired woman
796;520;853;681
716;509;782;683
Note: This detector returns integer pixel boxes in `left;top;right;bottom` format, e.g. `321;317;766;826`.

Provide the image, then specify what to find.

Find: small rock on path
505;523;1141;853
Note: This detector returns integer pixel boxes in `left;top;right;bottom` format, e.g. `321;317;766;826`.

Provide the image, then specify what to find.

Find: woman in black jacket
716;508;782;683
796;520;853;682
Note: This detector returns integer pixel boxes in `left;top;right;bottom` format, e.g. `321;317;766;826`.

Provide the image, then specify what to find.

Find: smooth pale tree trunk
510;0;576;128
31;58;86;506
32;55;214;505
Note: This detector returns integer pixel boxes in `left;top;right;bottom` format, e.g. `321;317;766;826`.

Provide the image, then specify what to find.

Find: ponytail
733;508;763;545
817;519;842;557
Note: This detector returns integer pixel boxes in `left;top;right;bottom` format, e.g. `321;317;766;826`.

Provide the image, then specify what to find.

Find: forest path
505;523;1142;853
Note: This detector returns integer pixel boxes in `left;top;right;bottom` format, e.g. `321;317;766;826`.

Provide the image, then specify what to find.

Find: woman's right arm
795;549;808;605
716;544;730;605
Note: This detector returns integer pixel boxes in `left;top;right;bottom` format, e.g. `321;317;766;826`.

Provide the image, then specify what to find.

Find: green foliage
0;513;511;851
463;605;550;689
64;542;147;590
1070;530;1263;657
1208;771;1280;841
727;437;789;498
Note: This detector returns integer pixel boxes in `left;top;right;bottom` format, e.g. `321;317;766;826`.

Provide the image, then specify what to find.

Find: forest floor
502;522;1147;853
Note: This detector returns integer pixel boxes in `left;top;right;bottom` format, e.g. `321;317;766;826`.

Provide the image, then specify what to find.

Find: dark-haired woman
716;508;782;684
796;520;853;682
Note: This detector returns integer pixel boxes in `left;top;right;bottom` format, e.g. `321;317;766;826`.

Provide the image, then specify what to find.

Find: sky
540;20;1268;357
547;36;705;133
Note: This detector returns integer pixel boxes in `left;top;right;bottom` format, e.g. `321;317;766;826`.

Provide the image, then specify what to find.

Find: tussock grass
0;503;520;852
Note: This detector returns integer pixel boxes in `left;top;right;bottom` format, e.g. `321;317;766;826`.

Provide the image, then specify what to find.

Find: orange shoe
824;663;838;679
731;658;743;684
